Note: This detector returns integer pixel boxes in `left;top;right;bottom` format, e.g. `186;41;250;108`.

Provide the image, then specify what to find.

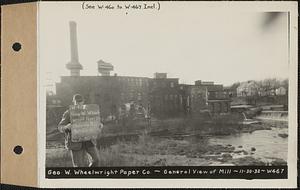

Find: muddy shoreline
46;118;287;167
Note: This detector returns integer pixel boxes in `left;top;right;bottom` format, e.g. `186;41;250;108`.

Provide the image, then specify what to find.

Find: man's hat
73;94;84;103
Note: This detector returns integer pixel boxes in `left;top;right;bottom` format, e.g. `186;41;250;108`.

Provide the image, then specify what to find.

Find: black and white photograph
38;1;297;187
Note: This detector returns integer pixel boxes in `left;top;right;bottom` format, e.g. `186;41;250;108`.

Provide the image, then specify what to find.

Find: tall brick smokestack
66;21;83;76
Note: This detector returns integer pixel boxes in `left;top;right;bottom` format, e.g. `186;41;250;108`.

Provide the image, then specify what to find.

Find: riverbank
46;116;287;167
46;116;272;149
46;129;287;167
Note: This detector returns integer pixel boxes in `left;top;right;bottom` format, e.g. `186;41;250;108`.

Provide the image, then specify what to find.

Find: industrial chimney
66;21;83;76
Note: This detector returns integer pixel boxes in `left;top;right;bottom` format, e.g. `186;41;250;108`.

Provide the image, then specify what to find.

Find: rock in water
221;153;233;162
251;147;256;151
234;150;243;154
278;133;288;138
222;153;232;158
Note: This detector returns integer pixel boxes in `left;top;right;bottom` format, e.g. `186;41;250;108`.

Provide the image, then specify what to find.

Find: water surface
208;127;288;161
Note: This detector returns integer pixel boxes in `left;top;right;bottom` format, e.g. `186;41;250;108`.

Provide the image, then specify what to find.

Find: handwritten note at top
81;1;161;13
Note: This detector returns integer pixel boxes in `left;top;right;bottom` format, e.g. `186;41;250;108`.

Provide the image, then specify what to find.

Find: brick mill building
47;21;231;123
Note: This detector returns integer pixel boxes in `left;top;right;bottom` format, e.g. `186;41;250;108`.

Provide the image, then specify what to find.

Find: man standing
58;94;102;167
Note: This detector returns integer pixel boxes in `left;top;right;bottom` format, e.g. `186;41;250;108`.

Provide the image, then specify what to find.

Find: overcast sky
39;2;289;87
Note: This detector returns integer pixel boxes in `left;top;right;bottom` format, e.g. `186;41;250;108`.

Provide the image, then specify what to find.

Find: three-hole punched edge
11;42;23;154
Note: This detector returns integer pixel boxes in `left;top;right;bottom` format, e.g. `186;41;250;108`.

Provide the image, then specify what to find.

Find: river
207;127;288;162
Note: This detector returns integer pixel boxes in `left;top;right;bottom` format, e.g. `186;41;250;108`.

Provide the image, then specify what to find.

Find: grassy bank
46;130;286;167
46;114;287;167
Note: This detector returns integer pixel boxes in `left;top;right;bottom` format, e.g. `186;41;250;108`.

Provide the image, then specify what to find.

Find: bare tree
261;78;280;96
281;78;289;91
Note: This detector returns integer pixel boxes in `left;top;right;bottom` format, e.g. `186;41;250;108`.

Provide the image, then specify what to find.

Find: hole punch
12;42;22;52
13;145;23;155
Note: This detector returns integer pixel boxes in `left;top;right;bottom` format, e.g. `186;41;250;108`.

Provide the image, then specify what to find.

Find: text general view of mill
46;19;288;168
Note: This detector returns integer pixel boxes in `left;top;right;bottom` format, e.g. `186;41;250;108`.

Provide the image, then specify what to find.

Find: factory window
165;95;168;100
137;92;142;100
170;94;174;100
104;93;110;101
155;96;158;102
170;82;174;88
224;102;228;112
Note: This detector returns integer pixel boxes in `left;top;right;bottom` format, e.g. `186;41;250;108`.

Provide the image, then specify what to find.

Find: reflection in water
208;127;288;161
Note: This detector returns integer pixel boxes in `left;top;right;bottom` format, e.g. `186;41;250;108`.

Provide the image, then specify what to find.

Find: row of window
119;77;149;87
152;81;176;88
208;102;230;113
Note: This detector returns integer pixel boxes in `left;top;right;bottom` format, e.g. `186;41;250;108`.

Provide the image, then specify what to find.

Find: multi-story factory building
47;21;231;124
191;80;231;114
56;73;151;119
148;73;182;117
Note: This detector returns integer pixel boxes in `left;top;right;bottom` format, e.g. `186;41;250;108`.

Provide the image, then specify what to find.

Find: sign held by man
69;104;101;142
